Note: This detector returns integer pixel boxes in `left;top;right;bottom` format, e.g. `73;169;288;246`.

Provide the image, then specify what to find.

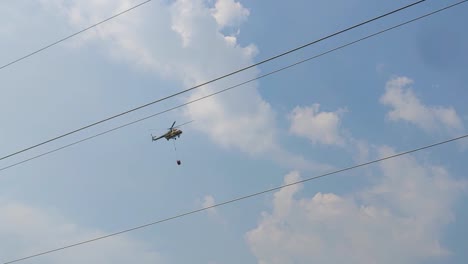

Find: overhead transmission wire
0;0;427;162
4;133;468;264
2;2;467;263
1;0;466;174
0;0;154;71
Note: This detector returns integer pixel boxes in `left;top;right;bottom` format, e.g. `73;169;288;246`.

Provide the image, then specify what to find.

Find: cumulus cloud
0;201;162;264
246;149;466;264
210;0;250;29
380;76;464;135
289;104;347;146
37;0;329;171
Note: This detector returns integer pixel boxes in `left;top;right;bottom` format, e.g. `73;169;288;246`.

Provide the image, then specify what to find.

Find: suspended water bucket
176;160;181;165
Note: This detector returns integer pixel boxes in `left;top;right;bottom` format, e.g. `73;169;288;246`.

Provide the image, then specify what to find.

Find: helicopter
151;121;192;165
151;121;183;141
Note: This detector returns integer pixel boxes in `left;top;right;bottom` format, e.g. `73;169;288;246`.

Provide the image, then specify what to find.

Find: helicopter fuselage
164;129;182;140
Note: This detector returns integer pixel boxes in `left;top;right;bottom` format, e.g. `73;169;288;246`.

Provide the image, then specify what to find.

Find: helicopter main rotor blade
170;121;176;129
173;120;194;128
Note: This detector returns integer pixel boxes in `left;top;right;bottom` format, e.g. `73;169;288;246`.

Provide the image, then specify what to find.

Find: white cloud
0;201;163;264
210;0;250;29
37;0;329;171
202;195;217;214
246;148;466;264
224;35;237;46
198;195;228;225
380;76;464;135
289;104;347;146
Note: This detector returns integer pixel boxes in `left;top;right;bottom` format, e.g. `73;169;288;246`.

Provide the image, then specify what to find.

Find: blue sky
0;0;467;263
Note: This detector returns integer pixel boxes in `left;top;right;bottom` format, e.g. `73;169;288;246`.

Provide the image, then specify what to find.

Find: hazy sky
1;0;467;263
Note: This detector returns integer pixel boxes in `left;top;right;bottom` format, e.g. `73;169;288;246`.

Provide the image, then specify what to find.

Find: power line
1;0;465;173
0;0;427;162
2;3;466;260
4;133;467;264
0;0;153;71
